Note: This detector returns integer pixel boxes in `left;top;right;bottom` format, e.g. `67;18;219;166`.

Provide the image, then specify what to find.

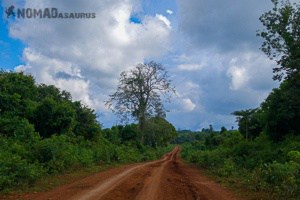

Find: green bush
37;136;73;172
115;146;143;163
181;131;300;199
0;150;44;190
288;151;300;163
261;161;300;197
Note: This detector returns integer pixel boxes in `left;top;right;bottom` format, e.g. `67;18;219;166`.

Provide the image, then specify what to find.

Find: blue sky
0;5;24;70
1;0;284;131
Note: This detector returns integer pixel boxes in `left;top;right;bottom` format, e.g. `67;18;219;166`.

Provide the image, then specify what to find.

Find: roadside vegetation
181;1;300;199
180;129;300;199
0;70;175;192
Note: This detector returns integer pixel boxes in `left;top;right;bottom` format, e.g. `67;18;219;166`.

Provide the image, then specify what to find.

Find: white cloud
227;65;249;91
5;0;281;131
167;48;277;130
169;80;201;113
155;14;171;29
182;98;196;112
227;52;276;91
9;0;171;113
166;9;173;15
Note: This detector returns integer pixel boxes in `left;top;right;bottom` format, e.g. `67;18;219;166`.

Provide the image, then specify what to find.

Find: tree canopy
234;0;299;141
106;61;175;143
144;117;177;147
257;0;300;81
232;109;263;140
0;71;101;140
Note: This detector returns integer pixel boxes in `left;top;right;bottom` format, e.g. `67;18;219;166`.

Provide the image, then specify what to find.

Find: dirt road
12;146;242;200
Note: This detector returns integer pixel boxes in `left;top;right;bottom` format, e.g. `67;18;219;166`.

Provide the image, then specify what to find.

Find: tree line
233;0;300;141
0;70;176;191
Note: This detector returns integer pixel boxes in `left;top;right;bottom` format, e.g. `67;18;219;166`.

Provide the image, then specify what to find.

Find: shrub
261;161;300;197
181;132;300;199
0;150;44;190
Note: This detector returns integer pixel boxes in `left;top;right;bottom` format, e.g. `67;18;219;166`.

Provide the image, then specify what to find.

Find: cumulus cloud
167;48;278;130
2;0;283;131
7;0;171;114
227;51;277;92
162;0;281;130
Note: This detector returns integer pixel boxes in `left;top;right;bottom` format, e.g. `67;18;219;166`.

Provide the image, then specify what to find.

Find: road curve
13;146;242;200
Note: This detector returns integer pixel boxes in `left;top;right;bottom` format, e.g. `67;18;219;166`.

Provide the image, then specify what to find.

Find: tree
220;126;227;134
72;101;102;140
261;79;300;140
232;109;263;140
144;117;177;147
257;0;300;81
33;98;76;138
106;61;175;144
37;84;71;102
256;0;300;140
0;71;38;118
120;124;140;143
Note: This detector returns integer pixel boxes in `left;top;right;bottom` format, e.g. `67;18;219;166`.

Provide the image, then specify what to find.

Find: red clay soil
2;146;243;200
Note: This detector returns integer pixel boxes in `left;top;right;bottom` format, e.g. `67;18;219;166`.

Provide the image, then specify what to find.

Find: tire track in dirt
134;147;179;200
7;146;243;200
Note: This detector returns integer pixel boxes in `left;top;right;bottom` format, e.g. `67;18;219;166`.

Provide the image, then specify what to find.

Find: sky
0;0;286;131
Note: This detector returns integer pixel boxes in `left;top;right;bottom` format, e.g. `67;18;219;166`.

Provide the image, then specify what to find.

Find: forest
0;70;176;192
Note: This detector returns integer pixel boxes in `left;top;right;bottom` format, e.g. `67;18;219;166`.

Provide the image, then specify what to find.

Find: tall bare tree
106;61;175;144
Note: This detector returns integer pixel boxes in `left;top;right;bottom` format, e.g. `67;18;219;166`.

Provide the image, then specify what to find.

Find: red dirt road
8;146;242;200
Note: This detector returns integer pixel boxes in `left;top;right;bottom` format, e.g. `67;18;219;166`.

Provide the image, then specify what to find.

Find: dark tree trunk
139;115;145;144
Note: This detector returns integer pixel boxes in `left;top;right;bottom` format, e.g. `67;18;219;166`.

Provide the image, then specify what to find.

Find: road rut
6;146;242;200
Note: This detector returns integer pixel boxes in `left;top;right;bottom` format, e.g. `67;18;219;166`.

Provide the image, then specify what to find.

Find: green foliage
0;151;44;190
181;130;300;199
72;101;102;140
103;124;140;144
233;77;300;142
114;146;144;163
0;116;38;142
174;130;198;144
288;151;300;162
102;127;122;145
37;84;71;102
0;71;173;192
144;117;177;147
261;161;300;197
120;124;141;143
0;71;38;118
34;98;76;138
257;0;300;81
238;0;300;143
0;137;45;191
261;79;300;140
232;109;263;140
